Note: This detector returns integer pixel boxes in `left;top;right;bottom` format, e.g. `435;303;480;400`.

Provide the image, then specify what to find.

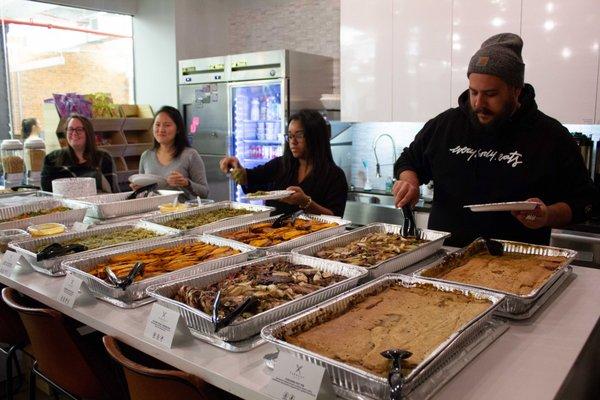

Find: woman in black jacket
220;109;347;217
41;114;117;193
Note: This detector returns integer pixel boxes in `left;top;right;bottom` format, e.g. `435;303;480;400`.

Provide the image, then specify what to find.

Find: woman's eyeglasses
284;132;305;142
66;127;85;135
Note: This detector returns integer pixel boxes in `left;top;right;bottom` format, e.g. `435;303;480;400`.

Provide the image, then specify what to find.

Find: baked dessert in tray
284;283;491;376
424;250;567;296
315;232;429;267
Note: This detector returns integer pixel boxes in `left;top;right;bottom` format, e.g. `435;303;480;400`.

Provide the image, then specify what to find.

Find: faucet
373;134;398;178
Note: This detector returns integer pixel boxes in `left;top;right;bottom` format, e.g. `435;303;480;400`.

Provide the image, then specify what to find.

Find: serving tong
104;261;145;290
36;243;88;261
126;183;160;200
211;289;258;333
480;236;504;256
401;206;418;238
381;348;413;400
10;184;40;191
272;210;305;228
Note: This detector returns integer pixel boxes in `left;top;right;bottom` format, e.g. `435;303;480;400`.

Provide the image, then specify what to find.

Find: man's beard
469;98;517;134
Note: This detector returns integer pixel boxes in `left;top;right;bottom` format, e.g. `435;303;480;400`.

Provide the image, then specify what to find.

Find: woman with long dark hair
220;109;347;216
41;114;117;192
134;106;209;197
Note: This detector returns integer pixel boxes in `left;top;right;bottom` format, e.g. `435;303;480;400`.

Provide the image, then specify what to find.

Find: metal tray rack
412;238;577;317
261;274;505;399
9;221;180;276
63;236;254;308
142;201;274;235
204;214;350;255
0;198;88;231
68;190;182;219
146;253;368;348
292;223;450;279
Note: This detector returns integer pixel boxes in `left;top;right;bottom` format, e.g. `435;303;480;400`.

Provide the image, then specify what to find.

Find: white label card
57;274;83;308
0;251;21;277
144;303;180;348
72;222;89;232
265;352;334;400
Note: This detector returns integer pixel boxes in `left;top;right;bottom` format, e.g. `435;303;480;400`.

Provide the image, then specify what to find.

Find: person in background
392;33;597;247
220;109;348;217
41;114;118;193
21;118;44;143
133;106;209;198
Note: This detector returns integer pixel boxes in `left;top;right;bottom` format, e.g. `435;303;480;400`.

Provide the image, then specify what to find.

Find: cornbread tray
62;236;254;308
292;223;450;279
9;221;180;276
412;238;577;317
68;190;181;219
261;274;505;399
0;198;88;231
142;201;274;235
146;253;368;348
204;214;350;255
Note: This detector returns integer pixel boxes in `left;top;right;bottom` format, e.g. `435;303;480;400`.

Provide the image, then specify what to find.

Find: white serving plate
464;201;538;212
241;190;294;201
128;174;167;187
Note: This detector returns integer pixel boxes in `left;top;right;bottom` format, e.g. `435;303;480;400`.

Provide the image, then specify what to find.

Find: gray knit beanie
467;33;525;87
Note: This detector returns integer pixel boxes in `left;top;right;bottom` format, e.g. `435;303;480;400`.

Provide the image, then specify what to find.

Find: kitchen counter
1;254;599;399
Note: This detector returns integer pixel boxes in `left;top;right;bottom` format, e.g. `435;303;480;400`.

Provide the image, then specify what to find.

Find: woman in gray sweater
134;106;209;197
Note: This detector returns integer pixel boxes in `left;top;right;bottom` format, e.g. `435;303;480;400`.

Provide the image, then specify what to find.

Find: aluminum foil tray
204;214;350;255
292;223;450;279
0;198;88;231
412;238;577;317
261;274;504;399
142;201;274;235
62;236;254;308
9;221;180;277
147;253;368;344
69;190;182;219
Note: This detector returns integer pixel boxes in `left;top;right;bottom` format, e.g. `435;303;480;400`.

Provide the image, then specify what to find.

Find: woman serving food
219;109;348;217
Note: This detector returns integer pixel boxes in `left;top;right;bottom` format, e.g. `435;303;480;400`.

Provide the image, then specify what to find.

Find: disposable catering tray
204;214;350;255
68;190;182;219
146;253;368;346
412;238;577;318
261;274;505;400
0;198;88;231
9;221;180;277
0;190;62;208
63;236;254;308
142;201;274;235
292;223;450;279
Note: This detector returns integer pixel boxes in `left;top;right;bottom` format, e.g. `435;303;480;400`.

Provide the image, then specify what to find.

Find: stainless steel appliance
571;132;593;176
179;50;333;202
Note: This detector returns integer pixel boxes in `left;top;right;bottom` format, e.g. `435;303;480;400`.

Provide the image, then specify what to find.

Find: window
1;1;133;139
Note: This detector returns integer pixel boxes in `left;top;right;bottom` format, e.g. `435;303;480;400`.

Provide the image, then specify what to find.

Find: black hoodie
395;84;597;247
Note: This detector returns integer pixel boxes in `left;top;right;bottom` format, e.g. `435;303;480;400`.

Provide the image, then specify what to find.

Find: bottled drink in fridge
250;98;260;121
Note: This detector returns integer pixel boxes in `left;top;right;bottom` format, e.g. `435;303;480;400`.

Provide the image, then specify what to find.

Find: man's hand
511;198;548;229
392;180;420;208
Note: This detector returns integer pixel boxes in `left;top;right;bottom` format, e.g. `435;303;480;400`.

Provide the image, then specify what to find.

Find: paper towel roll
52;178;96;198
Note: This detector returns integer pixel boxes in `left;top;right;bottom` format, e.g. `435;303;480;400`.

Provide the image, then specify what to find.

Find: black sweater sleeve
99;151;118;193
320;166;348;217
40;150;62;192
553;131;598;223
244;158;282;193
393;118;437;184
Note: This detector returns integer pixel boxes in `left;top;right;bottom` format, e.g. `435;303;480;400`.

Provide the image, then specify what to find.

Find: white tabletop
1;259;599;400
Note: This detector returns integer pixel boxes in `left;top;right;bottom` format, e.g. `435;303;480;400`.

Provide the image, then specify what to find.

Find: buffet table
1;256;599;400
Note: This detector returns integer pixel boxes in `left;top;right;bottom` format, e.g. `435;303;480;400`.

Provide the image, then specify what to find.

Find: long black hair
152;105;190;158
281;110;334;178
21;118;38;139
62;114;101;167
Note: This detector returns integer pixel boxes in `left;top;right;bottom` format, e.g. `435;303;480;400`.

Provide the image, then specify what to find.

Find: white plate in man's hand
129;174;167;187
241;190;294;201
464;201;539;212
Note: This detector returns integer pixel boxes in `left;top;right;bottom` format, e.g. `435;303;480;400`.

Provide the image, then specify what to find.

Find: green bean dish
162;208;254;230
36;228;161;252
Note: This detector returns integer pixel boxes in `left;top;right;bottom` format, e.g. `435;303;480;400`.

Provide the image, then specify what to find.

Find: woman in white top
133;106;209;198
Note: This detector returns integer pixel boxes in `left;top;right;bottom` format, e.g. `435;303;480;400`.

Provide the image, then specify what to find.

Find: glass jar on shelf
1;139;25;184
24;138;46;173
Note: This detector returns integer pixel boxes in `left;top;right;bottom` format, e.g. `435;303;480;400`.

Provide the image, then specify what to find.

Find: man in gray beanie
391;33;597;247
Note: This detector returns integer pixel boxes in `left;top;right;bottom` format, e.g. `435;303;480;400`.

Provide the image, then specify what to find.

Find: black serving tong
126;183;159;200
10;184;40;191
481;236;504;256
36;243;88;262
401;205;417;237
211;290;258;333
104;261;145;290
381;348;413;400
272;210;305;228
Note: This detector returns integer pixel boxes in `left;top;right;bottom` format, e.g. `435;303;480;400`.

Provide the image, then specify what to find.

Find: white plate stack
52;177;96;198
